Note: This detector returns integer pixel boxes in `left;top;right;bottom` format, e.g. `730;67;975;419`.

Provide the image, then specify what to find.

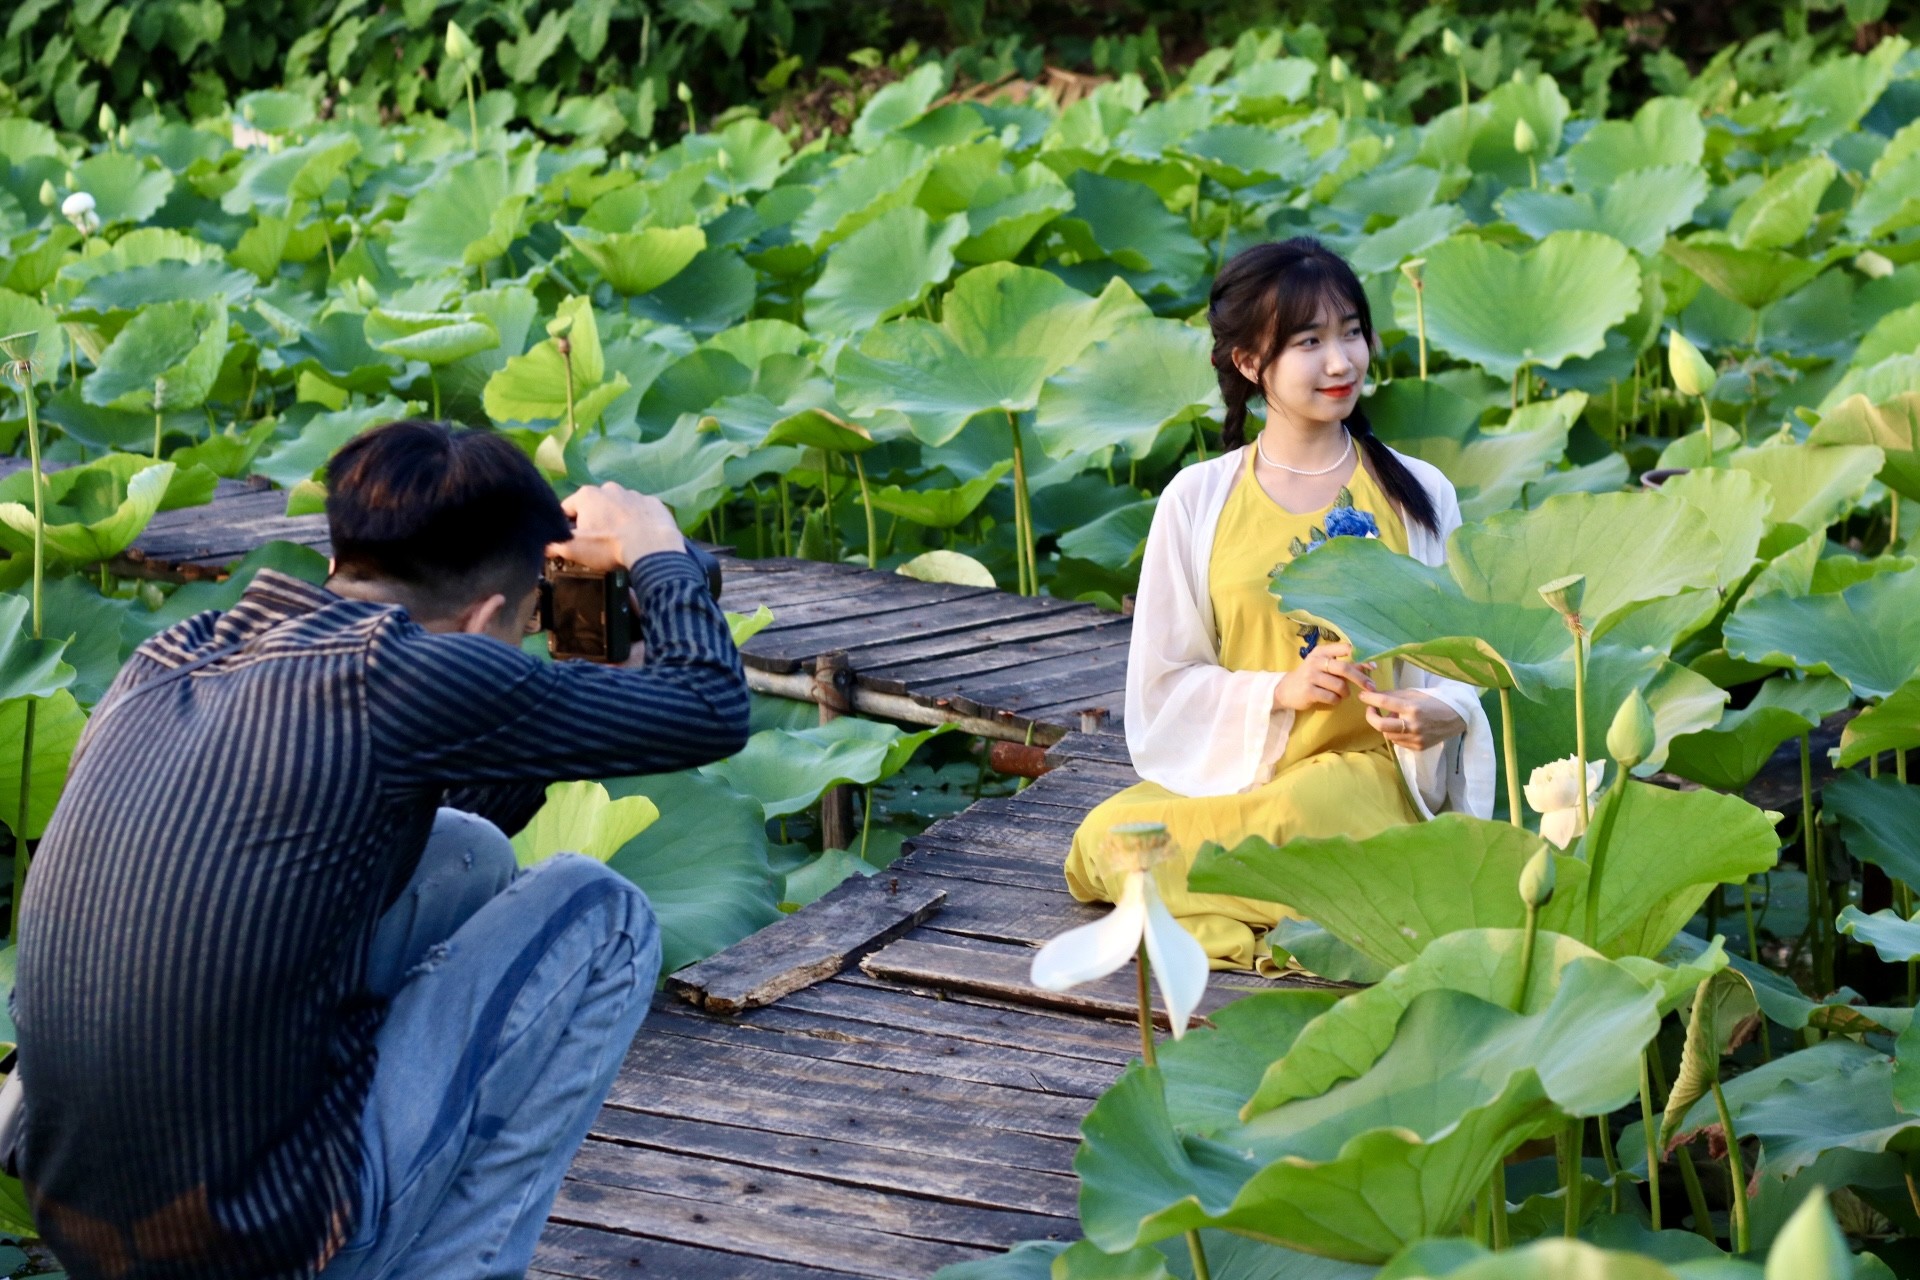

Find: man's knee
509;855;659;983
426;808;518;892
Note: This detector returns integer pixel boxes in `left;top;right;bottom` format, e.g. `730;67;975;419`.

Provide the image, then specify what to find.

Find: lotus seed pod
1668;330;1715;399
1519;845;1556;909
1856;250;1895;280
1513;117;1537;155
1328;56;1348;84
555;336;572;358
1398;256;1426;284
1442;28;1464;57
445;20;476;63
1537;573;1585;621
0;330;38;363
1107;821;1173;875
1607;688;1655;770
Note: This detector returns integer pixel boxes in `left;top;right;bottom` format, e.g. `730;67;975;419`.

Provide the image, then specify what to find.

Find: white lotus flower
232;122;273;151
1524;755;1606;849
59;190;99;235
1030;823;1209;1038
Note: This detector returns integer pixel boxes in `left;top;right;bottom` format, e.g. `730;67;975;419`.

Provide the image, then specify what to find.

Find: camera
536;541;723;663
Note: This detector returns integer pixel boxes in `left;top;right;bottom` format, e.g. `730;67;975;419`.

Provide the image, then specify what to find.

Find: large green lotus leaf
1728;156;1836;252
683;118;793;193
1838;906;1920;964
849;62;946;151
1654;468;1774;591
0;457;176;566
865;461;1011;529
1054;170;1208;290
32;574;131;706
1849;151;1920;239
1509;647;1728;781
388;153;528;277
763;408;876;454
701;718;953;819
1394;397;1579;523
956;162;1073;263
1353;203;1468;278
269;309;404;395
0;287;65;385
362;309;499;367
1366;380;1481;445
1460;75;1571;187
834;264;1148;446
792;137;935;250
509;779;659;868
1662;236;1823;312
83;298;228;411
1820;355;1920;415
1157;989;1343;1137
1079;978;1649;1263
1177;125;1311;189
1188;816;1587;969
1270;536;1573;694
219;132;358;216
1663;674;1850;792
0;594;72;703
1668;1040;1920;1182
1836;675;1920;767
1034;320;1220;462
1248;930;1715;1117
483;296;626;428
1450;491;1721;635
1566;97;1706;192
1658;968;1759;1148
1809;393;1920;503
252;397;415;488
803;206;966;336
601;769;781;974
1723;569;1920;698
1825;772;1920;894
63;260;258;320
71;149;174;226
1418;231;1640;379
1727;442;1884;535
0;690;85;840
1498;164;1707;257
560;224;706;296
1056;499;1155;573
586;415;749;531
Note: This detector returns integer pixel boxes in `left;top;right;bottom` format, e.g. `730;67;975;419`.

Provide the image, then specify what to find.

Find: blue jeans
319;809;659;1280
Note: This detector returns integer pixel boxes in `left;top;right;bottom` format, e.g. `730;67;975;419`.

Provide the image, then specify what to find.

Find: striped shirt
15;555;748;1280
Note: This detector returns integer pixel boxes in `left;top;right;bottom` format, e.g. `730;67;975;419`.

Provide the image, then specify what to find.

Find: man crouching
12;419;749;1279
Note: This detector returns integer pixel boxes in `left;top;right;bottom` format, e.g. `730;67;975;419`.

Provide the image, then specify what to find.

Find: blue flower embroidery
1277;488;1377;658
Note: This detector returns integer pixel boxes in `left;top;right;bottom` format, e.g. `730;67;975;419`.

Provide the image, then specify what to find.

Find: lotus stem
153;406;163;460
1489;1166;1509;1247
1581;783;1622;949
1676;1146;1715;1243
464;76;479;150
1513;901;1540;1013
859;785;873;864
1799;733;1831;992
431;369;442;420
1597;1114;1621;1214
12;700;35;940
18;369;45;640
1455;60;1470;115
1570;625;1590;830
559;337;576;441
1711;1080;1749;1253
1414;280;1428;380
852;453;877;569
1639;1050;1662;1229
779;475;793;557
1497;685;1522;828
1007;412;1036;596
1135;939;1157;1067
1191;420;1208;462
1186;1231;1213;1280
1562;1120;1583;1236
1742;880;1759;966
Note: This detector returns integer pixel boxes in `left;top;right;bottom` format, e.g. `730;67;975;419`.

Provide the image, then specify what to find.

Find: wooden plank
946;647;1136;719
861;936;1310;1026
864;625;1133;692
916;879;1105;949
899;843;1068;889
753;579;995;633
746;591;1085;668
783;977;1139;1065
667;874;946;1014
1018;688;1129;726
586;1106;1086;1216
548;1177;986;1279
564;1138;1067;1248
1043;731;1135;769
536;1223;853;1280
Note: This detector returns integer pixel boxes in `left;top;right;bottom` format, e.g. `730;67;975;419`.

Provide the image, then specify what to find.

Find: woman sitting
1064;238;1496;970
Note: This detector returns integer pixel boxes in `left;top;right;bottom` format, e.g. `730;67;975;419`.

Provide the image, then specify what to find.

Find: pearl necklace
1256;427;1352;477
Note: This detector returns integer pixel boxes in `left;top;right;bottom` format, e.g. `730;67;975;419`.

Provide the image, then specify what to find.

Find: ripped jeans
319;809;660;1280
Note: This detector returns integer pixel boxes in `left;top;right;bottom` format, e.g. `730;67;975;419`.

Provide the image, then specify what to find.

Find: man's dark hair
326;419;571;617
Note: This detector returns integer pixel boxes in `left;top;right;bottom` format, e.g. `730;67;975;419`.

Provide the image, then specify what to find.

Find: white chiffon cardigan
1123;444;1496;820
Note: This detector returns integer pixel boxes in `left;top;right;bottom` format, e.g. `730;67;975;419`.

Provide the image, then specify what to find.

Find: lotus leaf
1809;394;1920;503
0;456;181;566
1824;772;1920;893
1723;568;1920;699
1566;97;1708;191
219;133;358;217
1463;75;1571;187
69;150;173;226
803;206;966;336
509;780;659;868
1177;125;1310;189
701;718;953;819
792;137;934;250
1053;170;1208;297
1728;156;1835;252
1391;395;1582;523
0;595;72;703
1835;676;1920;767
955;163;1073;264
561;224;706;296
252;398;415;488
601;769;781;974
63;260;257;319
866;462;1011;529
362;309;499;366
851;63;947;151
1849;151;1920;239
1654;468;1774;592
483;296;629;429
1510;647;1728;780
1076;969;1656;1263
83;298;228;411
1727;442;1884;535
1658;968;1758;1148
1413;231;1640;378
1662;236;1824;313
587;415;748;531
388;152;529;277
270;310;405;395
834;264;1147;447
1664;675;1850;792
0;287;63;384
1498;165;1708;257
0;690;85;840
1837;906;1920;964
1034;320;1220;462
895;550;997;588
1057;500;1155;573
1351;204;1467;278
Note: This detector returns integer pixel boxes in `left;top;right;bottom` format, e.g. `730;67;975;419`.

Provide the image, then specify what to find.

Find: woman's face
1233;297;1370;431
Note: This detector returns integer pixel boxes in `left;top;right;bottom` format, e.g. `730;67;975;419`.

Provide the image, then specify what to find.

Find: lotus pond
2;17;1920;1276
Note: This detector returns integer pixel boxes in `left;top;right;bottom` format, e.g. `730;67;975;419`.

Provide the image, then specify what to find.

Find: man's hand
1273;641;1375;712
552;482;684;572
1358;688;1467;751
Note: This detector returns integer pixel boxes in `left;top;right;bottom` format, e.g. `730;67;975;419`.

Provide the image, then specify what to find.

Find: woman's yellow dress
1064;450;1424;969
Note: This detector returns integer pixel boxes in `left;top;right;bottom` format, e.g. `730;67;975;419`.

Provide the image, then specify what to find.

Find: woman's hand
1273;641;1376;712
1358;688;1466;751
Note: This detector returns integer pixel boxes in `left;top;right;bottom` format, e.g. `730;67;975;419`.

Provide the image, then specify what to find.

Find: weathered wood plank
864;626;1133;693
1043;731;1135;770
946;647;1136;718
586;1107;1086;1217
747;591;1088;670
783;977;1139;1065
535;1223;852;1280
667;874;946;1014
